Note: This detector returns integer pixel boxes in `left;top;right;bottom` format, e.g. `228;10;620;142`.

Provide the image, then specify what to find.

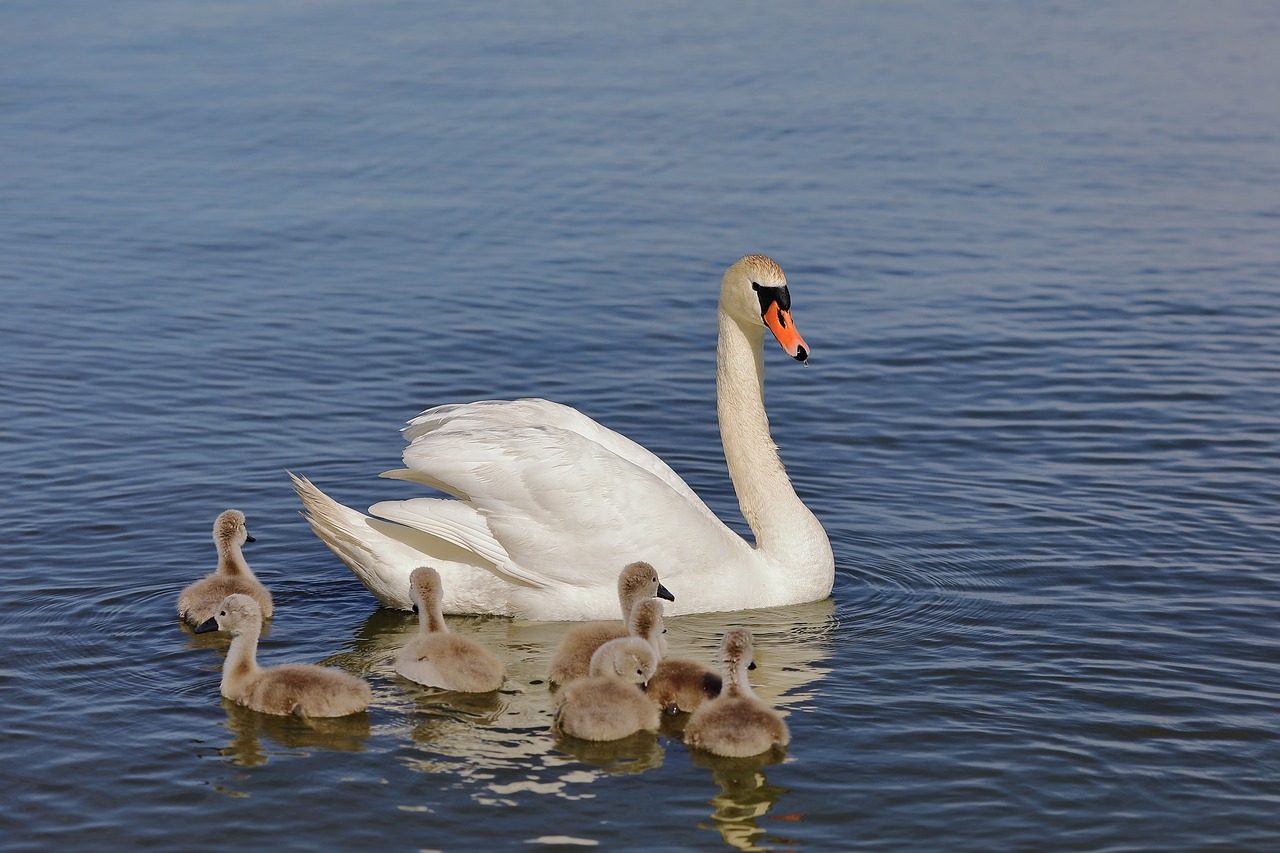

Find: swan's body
547;562;672;684
395;567;505;692
552;638;660;741
195;594;369;717
647;658;722;715
178;510;273;627
293;255;834;620
683;628;789;757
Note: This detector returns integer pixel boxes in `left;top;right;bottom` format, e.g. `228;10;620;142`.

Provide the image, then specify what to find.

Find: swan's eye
219;610;226;616
751;282;761;290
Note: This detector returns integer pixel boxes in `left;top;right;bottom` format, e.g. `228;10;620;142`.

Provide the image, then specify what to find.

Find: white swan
292;254;834;620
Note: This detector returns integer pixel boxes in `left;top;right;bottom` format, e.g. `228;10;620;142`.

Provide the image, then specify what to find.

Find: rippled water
3;1;1279;850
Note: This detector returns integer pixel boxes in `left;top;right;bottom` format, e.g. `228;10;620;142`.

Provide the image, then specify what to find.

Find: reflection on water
690;750;792;853
340;598;836;809
551;730;665;774
218;698;371;768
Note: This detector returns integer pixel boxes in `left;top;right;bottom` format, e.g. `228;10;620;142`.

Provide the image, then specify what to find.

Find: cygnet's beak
656;583;675;602
193;616;220;634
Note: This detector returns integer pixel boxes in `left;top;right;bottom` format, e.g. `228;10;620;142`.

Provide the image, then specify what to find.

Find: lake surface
3;1;1278;850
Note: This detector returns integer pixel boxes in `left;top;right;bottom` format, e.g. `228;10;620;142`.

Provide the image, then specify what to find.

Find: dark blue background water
3;2;1278;850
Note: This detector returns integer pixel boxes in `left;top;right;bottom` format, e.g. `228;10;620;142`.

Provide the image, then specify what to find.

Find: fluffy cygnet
395;567;505;692
178;509;274;628
647;658;723;715
547;561;674;684
683;628;789;757
551;637;659;741
195;594;369;717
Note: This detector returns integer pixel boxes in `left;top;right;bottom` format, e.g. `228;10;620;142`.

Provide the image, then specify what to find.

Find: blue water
3;1;1279;850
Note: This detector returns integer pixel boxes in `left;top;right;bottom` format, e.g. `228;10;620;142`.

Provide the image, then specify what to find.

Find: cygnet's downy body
647;658;722;715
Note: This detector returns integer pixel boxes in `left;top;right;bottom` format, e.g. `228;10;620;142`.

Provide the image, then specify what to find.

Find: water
3;1;1278;849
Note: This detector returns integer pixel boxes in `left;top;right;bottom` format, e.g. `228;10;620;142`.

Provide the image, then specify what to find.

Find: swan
547;561;673;684
395;566;506;692
683;628;789;757
551;637;660;741
195;594;370;717
178;510;273;627
292;254;834;620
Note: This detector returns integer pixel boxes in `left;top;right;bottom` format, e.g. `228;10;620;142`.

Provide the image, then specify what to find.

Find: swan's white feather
376;421;746;593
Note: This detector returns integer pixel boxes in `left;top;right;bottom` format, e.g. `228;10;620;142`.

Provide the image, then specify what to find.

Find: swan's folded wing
367;497;518;581
390;423;746;590
402;399;721;525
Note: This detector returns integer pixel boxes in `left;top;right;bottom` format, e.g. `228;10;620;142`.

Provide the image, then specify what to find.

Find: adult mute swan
292;254;834;620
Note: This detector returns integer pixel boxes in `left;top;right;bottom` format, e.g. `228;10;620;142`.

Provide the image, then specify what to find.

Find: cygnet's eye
219;610;226;616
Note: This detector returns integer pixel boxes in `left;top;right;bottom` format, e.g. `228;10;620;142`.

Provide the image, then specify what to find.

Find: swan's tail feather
289;472;521;613
289;471;421;608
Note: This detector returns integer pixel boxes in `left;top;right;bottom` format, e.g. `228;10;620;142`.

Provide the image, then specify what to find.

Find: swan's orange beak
763;301;810;364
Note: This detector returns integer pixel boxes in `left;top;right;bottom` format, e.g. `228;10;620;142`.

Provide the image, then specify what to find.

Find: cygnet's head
720;627;757;672
214;509;254;548
617;560;675;605
194;593;262;635
589;637;658;686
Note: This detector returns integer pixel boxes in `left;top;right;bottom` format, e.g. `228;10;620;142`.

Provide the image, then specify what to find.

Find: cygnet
647;658;723;715
683;628;789;757
547;561;674;684
551;637;659;741
178;509;273;627
395;566;505;692
195;594;369;717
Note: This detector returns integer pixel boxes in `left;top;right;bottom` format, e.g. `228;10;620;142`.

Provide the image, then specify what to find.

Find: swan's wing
399;399;720;524
372;423;747;590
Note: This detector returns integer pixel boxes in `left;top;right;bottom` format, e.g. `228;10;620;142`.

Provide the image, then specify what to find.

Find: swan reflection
217;698;370;768
689;749;792;853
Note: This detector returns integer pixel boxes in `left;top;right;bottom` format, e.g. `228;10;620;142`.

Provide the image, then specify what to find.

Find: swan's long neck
716;309;831;572
217;538;254;579
223;626;261;695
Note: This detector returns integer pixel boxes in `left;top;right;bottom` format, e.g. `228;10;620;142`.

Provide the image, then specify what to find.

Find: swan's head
589;636;659;686
214;509;254;548
617;560;675;606
720;254;810;364
194;593;261;635
408;566;444;610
